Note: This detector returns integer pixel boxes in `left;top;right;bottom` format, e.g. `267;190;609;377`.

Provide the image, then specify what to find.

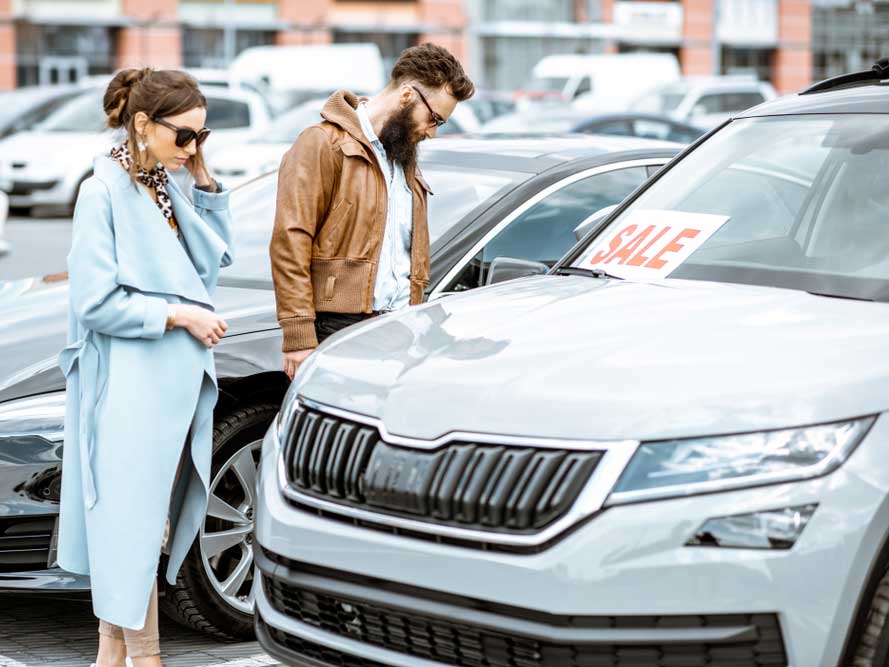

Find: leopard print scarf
110;142;178;235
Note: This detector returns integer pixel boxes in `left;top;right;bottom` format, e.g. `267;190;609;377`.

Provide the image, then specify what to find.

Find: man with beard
270;43;474;379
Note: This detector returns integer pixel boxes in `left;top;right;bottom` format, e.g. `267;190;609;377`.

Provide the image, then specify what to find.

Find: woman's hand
171;305;228;348
186;153;216;191
283;349;314;380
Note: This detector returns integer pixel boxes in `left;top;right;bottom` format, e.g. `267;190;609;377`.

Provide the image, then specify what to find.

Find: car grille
0;516;55;572
263;576;788;667
282;406;603;534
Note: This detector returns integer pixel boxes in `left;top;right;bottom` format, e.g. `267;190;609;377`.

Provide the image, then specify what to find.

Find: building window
812;5;889;81
15;23;117;87
481;0;577;22
182;28;276;69
722;46;774;82
333;31;419;77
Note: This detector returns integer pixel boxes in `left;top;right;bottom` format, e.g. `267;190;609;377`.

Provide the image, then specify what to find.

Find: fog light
686;504;817;550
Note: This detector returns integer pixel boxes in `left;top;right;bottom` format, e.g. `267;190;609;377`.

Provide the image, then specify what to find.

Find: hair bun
103;68;153;129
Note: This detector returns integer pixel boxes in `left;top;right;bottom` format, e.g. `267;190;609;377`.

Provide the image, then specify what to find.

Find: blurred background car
515;53;680;112
634;75;777;129
228;43;386;115
481;108;704;143
0;83;271;215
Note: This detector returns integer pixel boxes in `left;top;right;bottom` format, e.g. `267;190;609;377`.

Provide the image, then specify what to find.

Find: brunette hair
103;68;207;179
390;43;475;102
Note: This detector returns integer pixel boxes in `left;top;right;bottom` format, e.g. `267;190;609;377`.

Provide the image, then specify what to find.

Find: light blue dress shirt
356;101;413;312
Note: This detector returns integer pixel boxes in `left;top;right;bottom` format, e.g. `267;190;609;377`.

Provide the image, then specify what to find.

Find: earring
137;136;147;153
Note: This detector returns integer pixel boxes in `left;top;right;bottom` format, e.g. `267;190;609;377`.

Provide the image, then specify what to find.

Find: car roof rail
801;57;889;95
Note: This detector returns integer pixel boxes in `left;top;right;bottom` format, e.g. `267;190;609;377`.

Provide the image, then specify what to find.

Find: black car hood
0;275;278;404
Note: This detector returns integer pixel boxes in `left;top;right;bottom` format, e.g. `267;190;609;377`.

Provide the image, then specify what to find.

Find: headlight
0;393;66;442
607;417;875;505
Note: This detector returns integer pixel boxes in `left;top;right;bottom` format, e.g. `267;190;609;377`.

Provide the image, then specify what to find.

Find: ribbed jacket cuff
280;317;318;352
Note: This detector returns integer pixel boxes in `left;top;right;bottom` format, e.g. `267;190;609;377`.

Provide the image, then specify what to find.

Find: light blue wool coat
57;154;233;630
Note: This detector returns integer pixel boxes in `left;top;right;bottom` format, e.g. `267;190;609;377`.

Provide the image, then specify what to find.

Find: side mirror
485;256;549;286
574;204;618;241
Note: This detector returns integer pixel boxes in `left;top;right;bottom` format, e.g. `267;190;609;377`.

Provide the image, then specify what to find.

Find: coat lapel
166;175;228;291
92;156;214;308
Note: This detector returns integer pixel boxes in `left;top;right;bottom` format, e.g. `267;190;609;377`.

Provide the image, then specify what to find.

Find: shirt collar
356;101;381;145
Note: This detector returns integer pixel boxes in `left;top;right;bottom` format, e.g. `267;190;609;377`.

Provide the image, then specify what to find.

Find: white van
517;53;680;112
229;43;386;114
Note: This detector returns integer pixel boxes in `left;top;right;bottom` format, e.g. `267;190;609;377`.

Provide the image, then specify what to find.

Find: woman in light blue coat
57;68;234;667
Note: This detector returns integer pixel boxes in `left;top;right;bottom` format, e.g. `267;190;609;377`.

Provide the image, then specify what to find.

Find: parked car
516;53;680;112
0;134;677;638
481;109;703;144
255;64;889;667
0;85;271;214
635;75;778;129
229;43;385;116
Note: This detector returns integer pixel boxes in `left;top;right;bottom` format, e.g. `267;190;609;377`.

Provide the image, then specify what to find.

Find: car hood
0;276;278;404
300;276;889;442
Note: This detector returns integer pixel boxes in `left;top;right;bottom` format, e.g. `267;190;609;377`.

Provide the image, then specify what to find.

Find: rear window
206;97;251;130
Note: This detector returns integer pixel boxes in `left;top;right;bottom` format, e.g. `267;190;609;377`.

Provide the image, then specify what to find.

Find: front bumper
255;414;889;667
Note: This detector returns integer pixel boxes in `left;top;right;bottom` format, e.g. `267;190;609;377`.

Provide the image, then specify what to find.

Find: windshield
570;114;889;302
36;90;105;133
526;77;569;94
258;103;324;144
221;163;523;282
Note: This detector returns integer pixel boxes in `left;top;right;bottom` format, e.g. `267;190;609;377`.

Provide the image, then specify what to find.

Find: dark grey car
0;134;678;638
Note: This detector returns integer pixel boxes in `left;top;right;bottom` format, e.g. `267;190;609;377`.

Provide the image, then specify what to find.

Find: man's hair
390;43;475;101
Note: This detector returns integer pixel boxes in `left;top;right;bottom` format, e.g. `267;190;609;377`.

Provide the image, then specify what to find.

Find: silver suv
254;63;889;667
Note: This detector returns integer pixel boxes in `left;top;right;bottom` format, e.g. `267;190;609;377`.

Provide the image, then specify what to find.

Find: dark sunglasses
410;85;446;128
152;116;211;148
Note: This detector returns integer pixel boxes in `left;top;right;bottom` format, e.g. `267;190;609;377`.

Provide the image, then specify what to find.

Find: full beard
378;102;420;175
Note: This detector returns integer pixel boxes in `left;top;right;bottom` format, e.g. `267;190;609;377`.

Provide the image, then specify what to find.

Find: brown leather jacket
269;90;433;352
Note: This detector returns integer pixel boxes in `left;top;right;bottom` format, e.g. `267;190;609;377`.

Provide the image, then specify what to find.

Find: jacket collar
320;90;370;149
91;155;217;308
320;89;432;189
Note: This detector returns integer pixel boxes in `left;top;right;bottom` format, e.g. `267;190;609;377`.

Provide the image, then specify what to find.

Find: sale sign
573;209;730;279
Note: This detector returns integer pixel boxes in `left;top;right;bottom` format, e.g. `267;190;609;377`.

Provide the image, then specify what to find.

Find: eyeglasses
410;85;446;128
152;116;211;148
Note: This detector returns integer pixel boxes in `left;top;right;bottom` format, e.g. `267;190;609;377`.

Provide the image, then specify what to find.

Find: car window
35;90;105;133
574;76;592;98
569;115;889;302
586;120;633;136
447;166;649;291
724;91;766;111
206;97;251;130
696;93;726;114
631;119;673;141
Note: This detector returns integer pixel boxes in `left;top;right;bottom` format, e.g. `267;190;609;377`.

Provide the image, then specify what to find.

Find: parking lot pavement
0;215;72;282
0;594;281;667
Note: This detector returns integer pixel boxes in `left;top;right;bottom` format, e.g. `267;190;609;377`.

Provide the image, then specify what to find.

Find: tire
158;403;278;640
852;566;889;666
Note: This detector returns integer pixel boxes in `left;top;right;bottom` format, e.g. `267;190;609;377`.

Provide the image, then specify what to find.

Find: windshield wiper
556;266;625;280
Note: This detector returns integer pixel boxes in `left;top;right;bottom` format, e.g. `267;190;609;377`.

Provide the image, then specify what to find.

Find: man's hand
284;349;315;380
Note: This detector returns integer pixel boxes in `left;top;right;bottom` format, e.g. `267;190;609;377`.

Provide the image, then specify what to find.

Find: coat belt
59;331;105;510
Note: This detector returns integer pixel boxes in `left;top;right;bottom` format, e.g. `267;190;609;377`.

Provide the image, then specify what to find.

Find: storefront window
15;23;117;87
182;28;276;69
